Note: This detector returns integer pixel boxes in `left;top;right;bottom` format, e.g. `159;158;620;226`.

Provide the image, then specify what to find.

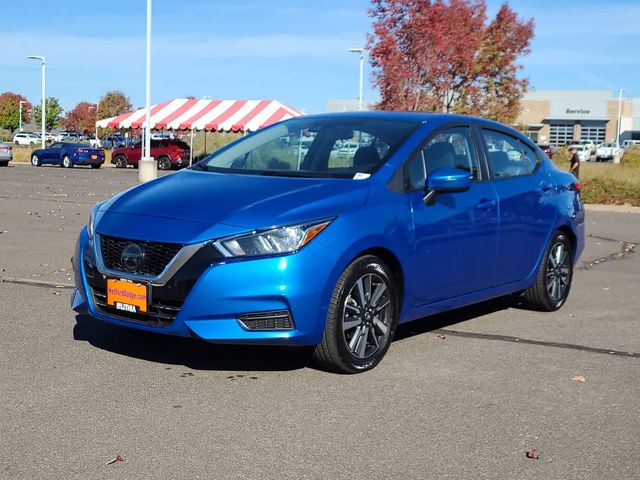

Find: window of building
580;122;606;145
549;123;574;147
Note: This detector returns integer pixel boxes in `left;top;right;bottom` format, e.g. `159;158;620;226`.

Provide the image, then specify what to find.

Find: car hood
96;169;369;244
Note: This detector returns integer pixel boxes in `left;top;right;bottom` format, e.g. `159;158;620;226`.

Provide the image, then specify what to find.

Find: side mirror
423;167;472;205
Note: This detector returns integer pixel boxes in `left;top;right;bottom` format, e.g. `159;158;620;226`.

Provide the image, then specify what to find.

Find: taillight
573;182;581;192
77;148;88;153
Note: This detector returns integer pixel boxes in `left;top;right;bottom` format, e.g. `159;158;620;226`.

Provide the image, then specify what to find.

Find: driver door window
407;126;479;191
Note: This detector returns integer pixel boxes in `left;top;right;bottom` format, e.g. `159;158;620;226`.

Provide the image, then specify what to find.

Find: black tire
113;155;127;168
313;255;399;374
158;156;172;171
0;161;8;167
31;155;41;167
91;164;101;169
523;231;573;311
62;155;73;168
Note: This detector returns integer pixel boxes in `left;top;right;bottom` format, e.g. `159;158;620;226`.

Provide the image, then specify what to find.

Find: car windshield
196;116;419;178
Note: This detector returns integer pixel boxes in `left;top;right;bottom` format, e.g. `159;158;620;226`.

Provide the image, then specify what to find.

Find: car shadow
73;296;518;372
73;314;310;372
394;296;516;342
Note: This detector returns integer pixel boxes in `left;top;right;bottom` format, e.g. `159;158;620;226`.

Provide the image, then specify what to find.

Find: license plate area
91;154;98;159
106;278;149;314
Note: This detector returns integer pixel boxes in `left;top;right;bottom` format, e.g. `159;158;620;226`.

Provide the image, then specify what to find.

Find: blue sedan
71;112;584;373
31;142;105;168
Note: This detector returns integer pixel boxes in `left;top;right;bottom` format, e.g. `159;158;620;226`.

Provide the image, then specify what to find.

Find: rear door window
481;129;538;178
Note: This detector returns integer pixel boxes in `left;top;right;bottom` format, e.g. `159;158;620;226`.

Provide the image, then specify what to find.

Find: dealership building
517;90;640;146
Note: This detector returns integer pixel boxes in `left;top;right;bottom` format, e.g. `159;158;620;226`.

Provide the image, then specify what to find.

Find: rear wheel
62;155;73;168
31;155;41;167
113;155;127;168
523;231;573;311
158;156;172;170
0;161;8;167
313;255;399;374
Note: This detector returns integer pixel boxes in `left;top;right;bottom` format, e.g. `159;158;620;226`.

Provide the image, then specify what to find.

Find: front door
406;126;499;306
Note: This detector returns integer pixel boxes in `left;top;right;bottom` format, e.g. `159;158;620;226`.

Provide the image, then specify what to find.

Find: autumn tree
97;90;132;120
368;0;534;123
34;97;63;131
0;92;32;132
62;101;97;134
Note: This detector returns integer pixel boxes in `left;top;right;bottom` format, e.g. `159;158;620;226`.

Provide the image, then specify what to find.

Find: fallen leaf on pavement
572;375;586;383
106;454;125;465
526;448;539;459
437;334;447;340
52;291;61;296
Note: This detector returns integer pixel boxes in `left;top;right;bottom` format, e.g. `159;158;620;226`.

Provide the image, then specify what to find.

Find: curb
584;204;640;214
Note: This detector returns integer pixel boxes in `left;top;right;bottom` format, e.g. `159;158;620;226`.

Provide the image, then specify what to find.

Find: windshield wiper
260;170;328;178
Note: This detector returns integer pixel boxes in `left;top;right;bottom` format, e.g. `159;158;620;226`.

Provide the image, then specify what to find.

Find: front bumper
71;227;335;346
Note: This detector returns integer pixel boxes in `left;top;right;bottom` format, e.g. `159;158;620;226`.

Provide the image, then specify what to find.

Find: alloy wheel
342;273;392;359
545;241;570;303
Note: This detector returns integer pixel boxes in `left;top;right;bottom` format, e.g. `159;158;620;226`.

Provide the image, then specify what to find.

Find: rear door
479;128;556;285
406;125;499;306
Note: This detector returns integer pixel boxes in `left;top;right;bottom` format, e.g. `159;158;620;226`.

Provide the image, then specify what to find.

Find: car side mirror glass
423;167;472;205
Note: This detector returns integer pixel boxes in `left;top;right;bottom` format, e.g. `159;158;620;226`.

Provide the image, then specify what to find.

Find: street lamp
19;100;27;132
139;0;157;182
348;48;366;111
88;105;98;146
26;55;46;148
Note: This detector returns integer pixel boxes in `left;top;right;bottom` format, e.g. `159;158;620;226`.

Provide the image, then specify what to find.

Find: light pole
348;48;366;111
27;55;46;148
19;100;27;132
139;0;157;182
88;105;98;146
613;88;624;164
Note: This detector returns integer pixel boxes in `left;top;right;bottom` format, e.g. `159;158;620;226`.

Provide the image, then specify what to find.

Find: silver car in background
0;142;12;166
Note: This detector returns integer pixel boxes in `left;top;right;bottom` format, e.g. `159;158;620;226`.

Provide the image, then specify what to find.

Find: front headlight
87;201;106;238
214;219;333;258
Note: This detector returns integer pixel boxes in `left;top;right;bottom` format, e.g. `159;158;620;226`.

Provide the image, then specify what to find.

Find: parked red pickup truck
111;139;191;170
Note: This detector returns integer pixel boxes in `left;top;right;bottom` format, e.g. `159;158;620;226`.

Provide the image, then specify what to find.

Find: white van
622;140;640;149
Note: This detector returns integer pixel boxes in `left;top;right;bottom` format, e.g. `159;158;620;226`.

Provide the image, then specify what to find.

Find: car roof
297;111;525;135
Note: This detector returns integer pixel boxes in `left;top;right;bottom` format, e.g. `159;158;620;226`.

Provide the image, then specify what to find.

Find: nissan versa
71;112;584;373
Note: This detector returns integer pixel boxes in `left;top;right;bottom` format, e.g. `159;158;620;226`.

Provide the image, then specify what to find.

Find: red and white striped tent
96;98;304;133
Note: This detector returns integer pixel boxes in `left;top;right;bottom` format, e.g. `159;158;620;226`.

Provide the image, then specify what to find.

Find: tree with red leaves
0;92;32;132
62;101;97;134
368;0;534;123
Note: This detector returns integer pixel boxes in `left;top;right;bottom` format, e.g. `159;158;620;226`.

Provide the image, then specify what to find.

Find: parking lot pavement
1;163;639;479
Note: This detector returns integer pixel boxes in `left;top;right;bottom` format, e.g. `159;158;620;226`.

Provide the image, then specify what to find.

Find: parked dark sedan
31;142;105;168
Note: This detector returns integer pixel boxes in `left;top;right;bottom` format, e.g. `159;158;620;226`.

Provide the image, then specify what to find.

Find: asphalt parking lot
1;163;639;479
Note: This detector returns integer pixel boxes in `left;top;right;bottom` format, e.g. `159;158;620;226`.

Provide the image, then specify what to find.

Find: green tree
0;92;32;132
34;97;63;131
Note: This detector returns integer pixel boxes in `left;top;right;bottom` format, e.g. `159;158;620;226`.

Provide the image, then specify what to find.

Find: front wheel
523;231;573;311
62;156;73;168
313;255;399;374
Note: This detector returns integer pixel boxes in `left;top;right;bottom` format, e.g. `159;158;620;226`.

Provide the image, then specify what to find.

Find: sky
1;0;639;115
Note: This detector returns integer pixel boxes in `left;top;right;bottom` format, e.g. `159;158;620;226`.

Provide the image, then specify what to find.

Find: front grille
237;311;294;330
100;235;182;276
90;285;180;326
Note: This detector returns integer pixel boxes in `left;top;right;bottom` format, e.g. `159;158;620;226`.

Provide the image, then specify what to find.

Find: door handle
477;198;497;210
538;182;553;193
